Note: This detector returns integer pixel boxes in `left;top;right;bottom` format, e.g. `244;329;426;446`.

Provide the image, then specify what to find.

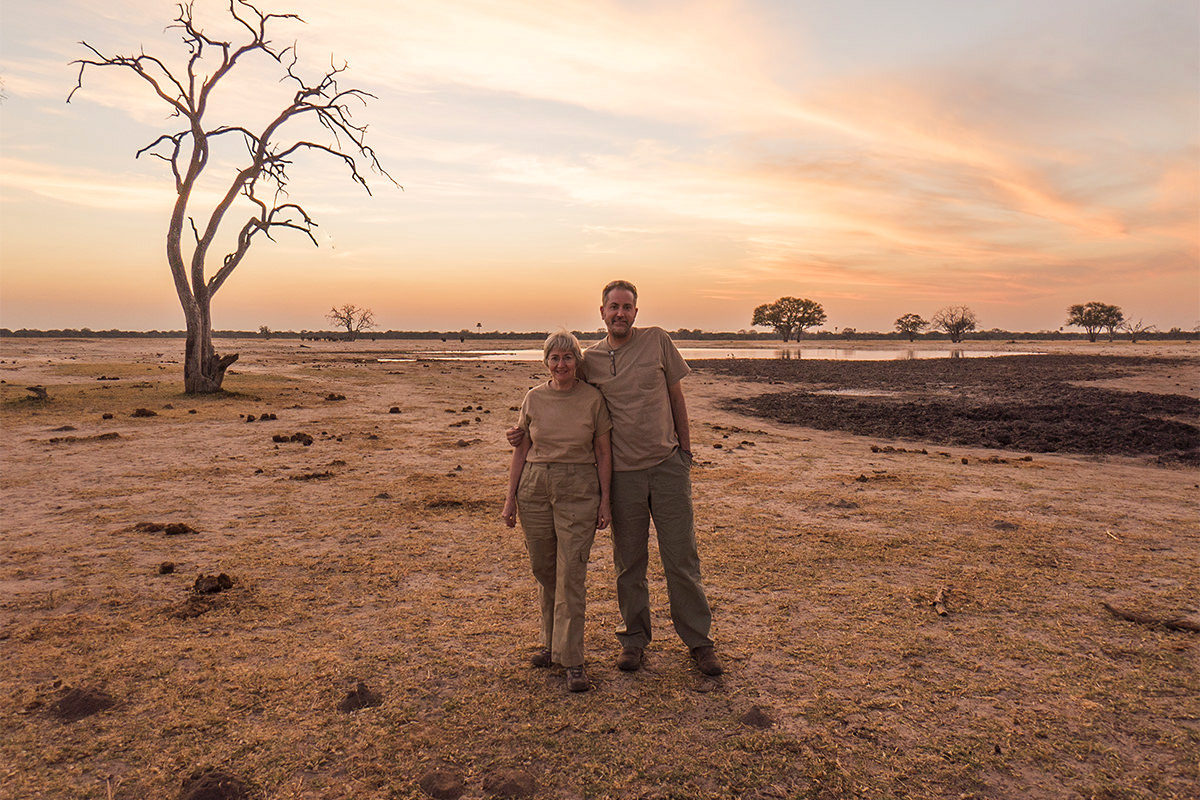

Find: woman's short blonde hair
542;329;584;365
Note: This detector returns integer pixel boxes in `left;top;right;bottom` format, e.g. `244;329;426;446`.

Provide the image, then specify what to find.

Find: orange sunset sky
1;0;1197;333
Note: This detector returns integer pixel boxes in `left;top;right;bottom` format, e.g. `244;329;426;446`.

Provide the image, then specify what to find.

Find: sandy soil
1;337;1197;800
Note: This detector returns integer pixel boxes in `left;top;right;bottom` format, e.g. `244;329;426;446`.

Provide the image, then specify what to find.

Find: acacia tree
1066;302;1123;343
326;304;375;340
751;297;827;341
931;306;978;343
894;313;928;342
68;1;393;393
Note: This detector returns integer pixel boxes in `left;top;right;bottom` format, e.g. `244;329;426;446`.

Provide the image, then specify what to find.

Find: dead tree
325;304;376;341
931;306;978;344
68;0;394;393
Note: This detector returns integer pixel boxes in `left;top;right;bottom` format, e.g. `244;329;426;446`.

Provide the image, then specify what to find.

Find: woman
501;330;612;693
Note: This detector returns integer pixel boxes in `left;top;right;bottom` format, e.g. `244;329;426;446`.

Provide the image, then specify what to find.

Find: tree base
184;352;239;394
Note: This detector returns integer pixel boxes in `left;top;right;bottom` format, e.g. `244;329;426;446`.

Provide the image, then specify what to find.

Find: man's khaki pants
517;462;599;667
611;448;713;650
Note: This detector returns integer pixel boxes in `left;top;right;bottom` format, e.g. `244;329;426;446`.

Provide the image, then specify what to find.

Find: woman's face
545;348;577;383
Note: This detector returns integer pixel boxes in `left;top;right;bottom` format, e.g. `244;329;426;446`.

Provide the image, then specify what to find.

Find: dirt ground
1;337;1197;800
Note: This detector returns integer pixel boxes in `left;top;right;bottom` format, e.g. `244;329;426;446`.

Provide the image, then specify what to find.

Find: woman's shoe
566;665;590;692
530;649;553;668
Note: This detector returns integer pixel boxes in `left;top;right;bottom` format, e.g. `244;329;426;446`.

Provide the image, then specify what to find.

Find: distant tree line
5;326;1195;341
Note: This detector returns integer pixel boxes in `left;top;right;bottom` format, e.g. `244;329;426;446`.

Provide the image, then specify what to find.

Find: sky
1;0;1197;333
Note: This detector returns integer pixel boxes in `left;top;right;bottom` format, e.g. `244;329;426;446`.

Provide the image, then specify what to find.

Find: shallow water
379;347;1041;363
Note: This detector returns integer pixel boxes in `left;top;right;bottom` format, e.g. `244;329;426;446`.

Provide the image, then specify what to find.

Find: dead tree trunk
183;302;238;394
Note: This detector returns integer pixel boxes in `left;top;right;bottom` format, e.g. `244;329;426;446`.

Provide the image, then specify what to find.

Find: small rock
188;409;197;414
325;393;346;401
455;439;470;447
159;562;176;574
162;403;174;409
374;492;392;499
961;457;969;465
337;681;382;713
418;769;465;800
245;414;256;423
164;523;197;536
389;407;401;414
102;413;114;419
51;686;116;722
481;769;536;798
854;474;870;483
131;408;158;417
134;521;166;533
738;705;775;729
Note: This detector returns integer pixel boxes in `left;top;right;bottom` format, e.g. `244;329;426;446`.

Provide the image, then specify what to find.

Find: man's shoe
691;645;723;676
566;665;590;692
616;646;643;671
530;648;553;668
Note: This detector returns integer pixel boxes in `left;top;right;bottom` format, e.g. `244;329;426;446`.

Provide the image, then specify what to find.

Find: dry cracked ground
1;337;1197;800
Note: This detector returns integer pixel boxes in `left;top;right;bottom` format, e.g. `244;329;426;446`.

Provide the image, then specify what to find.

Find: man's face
601;289;638;339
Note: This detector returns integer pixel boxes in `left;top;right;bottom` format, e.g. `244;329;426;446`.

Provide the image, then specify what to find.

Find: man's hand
506;426;526;448
596;500;611;530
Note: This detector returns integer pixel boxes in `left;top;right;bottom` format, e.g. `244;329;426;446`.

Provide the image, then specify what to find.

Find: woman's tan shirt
517;380;612;464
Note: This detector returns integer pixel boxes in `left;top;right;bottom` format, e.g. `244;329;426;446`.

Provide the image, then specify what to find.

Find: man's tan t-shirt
518;380;612;464
583;326;690;472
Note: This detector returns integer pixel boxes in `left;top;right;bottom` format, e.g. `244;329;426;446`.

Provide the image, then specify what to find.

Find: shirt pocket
635;365;662;391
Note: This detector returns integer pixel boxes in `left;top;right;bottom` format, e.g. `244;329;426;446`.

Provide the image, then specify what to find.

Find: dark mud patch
50;686;116;722
704;355;1199;463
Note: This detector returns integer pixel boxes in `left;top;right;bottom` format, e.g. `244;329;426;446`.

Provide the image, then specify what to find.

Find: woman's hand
596;499;611;530
505;426;526;447
501;497;517;528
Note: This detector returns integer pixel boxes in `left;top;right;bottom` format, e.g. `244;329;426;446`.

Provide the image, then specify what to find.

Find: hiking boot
616;646;643;671
566;665;590;692
530;648;552;668
691;645;723;676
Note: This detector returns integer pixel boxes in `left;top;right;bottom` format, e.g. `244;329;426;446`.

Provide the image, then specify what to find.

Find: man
508;280;721;676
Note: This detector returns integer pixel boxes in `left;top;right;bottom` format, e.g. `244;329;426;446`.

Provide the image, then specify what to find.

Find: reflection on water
379;347;1040;363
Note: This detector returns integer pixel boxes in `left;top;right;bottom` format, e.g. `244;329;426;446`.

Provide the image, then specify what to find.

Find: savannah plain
1;336;1197;800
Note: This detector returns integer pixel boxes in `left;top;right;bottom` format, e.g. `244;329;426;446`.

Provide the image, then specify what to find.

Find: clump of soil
289;471;333;481
324;393;346;401
179;767;259;800
193;573;233;594
481;769;536;798
337;681;382;712
134;521;197;535
705;355;1199;462
50;686;116;722
159;562;176;574
739;705;775;729
418;769;465;799
131;408;158;417
272;432;313;446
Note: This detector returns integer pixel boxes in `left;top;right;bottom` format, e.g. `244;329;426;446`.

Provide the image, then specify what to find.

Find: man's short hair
602;280;638;305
